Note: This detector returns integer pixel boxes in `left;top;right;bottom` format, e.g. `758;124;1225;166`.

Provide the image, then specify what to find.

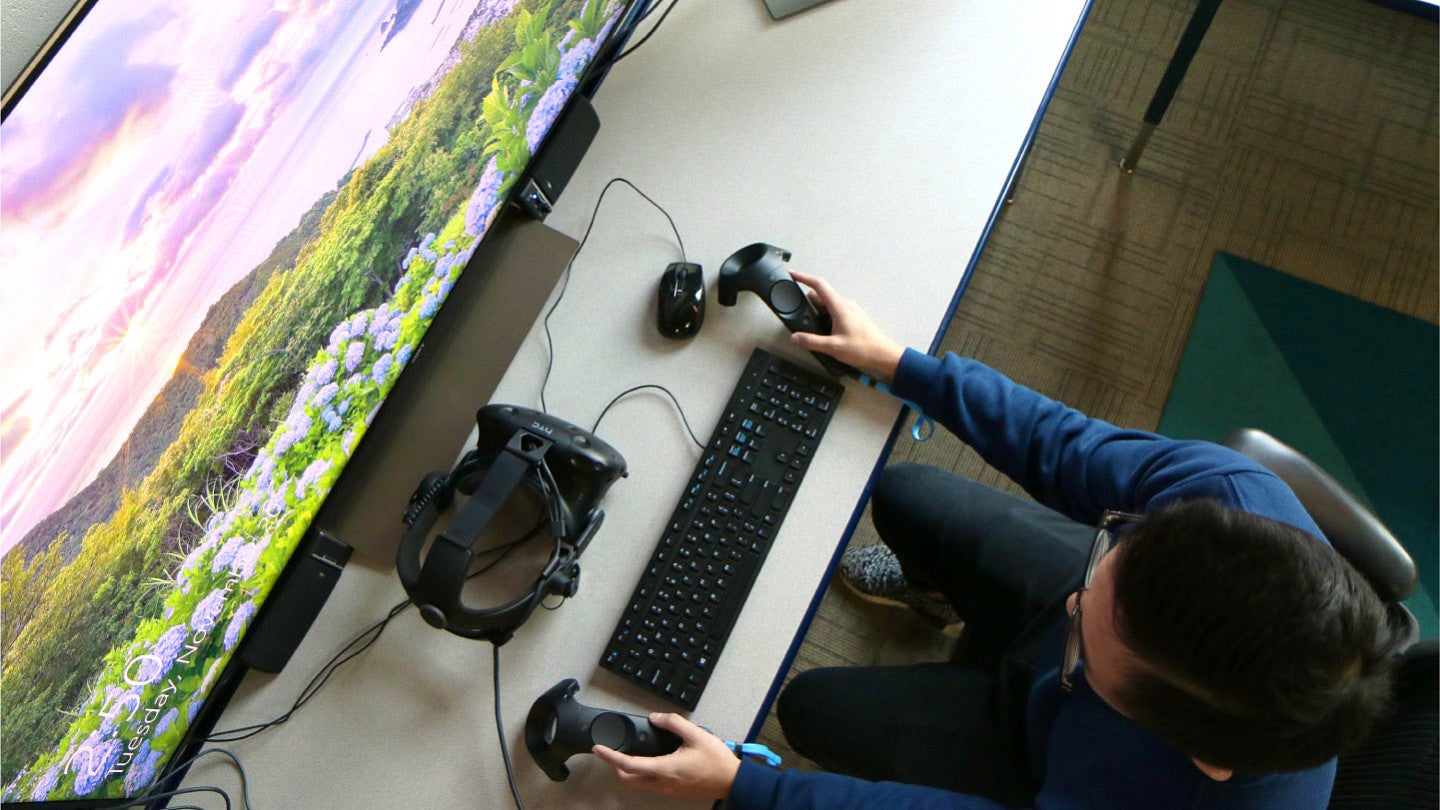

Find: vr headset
396;404;627;645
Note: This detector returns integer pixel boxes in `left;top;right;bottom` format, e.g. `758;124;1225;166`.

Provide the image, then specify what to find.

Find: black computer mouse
656;262;705;339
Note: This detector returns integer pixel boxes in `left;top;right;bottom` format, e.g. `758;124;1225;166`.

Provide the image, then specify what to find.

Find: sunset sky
0;0;486;556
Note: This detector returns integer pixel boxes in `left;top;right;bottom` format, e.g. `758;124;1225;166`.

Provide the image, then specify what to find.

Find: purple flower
229;542;265;580
274;411;313;457
211;537;244;572
311;357;338;386
123;742;160;795
396;345;413;366
472;0;520;28
223;601;259;651
464;157;505;237
312;382;339;409
156;708;179;736
191;588;228;635
149;624;190;676
321;407;343;433
526;77;578;154
344;340;367;373
188;699;203;724
371;353;394;384
262;484;289;518
298;458;334;494
421;233;437;249
336;398;352;416
419;293;442;319
28;765;58;801
558;38;598;83
71;733;123;795
328;319;354;349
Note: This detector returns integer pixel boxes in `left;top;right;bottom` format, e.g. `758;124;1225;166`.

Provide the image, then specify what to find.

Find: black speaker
515;94;601;220
238;530;352;673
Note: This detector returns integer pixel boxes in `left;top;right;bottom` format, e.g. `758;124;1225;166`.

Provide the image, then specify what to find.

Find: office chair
1220;428;1436;809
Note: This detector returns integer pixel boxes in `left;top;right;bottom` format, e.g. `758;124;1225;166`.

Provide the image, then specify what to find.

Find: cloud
2;11;179;220
218;12;287;91
124;168;174;244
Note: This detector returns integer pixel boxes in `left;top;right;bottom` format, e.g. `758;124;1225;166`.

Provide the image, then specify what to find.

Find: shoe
836;544;962;631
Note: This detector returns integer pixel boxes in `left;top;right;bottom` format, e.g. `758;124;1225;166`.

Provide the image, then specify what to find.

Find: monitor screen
0;0;638;802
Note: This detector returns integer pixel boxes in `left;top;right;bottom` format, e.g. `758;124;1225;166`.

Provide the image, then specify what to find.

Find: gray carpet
757;0;1439;772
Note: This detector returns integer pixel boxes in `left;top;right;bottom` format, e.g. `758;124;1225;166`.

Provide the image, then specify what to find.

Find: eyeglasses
1060;510;1144;693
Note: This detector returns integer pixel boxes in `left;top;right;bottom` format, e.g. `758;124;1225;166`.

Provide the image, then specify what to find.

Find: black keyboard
600;347;843;709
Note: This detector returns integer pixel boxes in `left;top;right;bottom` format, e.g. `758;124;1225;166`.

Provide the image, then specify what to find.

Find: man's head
1076;499;1408;774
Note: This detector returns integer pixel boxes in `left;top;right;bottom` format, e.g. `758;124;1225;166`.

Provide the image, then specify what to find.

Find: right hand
788;270;904;384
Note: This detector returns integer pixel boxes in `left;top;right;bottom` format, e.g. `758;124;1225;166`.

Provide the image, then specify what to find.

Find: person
591;271;1407;808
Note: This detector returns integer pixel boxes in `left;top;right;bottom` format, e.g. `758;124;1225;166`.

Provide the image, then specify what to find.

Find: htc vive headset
396;404;627;644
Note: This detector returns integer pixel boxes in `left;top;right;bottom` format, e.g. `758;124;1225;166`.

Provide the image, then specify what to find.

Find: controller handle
716;243;858;378
525;679;683;781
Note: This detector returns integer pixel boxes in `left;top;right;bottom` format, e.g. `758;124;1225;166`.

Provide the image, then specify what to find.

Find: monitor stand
314;214;578;563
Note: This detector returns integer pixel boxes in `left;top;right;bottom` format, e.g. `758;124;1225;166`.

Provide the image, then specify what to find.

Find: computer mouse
656;262;705;339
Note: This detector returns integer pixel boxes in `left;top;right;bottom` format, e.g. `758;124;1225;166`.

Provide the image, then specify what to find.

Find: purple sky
0;0;491;556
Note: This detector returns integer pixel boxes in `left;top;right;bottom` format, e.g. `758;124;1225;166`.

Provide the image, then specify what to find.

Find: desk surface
187;1;1090;806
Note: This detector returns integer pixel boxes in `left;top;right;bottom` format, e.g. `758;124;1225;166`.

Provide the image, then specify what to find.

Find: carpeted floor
757;0;1439;771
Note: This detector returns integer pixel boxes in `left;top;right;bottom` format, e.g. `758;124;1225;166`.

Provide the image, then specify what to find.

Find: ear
1191;758;1233;782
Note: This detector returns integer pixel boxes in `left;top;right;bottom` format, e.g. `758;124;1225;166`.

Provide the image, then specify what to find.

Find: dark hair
1109;498;1407;773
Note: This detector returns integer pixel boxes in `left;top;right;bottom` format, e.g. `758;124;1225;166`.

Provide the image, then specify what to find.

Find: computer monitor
0;0;646;803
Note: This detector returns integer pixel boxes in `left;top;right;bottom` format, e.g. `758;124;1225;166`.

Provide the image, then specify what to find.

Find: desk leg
1120;0;1224;173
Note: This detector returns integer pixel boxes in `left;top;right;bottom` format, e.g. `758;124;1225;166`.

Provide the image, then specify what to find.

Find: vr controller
525;679;682;781
717;243;858;378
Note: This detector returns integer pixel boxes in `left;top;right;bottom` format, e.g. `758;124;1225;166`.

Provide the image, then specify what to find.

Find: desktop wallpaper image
0;0;624;800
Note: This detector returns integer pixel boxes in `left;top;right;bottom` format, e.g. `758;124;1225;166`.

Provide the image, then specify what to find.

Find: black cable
493;644;525;810
539;176;685;413
591;383;705;450
205;519;546;743
612;0;679;63
111;747;252;810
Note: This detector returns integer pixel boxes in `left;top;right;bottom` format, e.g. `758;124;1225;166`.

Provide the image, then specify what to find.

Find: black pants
775;463;1094;803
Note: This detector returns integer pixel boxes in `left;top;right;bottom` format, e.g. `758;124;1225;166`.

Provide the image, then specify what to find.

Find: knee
776;668;846;757
871;462;933;537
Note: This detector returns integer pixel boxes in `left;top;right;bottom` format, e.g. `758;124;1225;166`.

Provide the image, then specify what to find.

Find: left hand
592;712;741;800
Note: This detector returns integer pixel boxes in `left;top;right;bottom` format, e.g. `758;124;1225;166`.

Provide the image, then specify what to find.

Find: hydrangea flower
371;353;394;385
229;542;265;580
148;623;190;679
155;708;179;736
211;537;244;573
526;76;578;154
312;382;340;410
464;157;505;237
397;345;413;366
123;742;161;795
344;341;366;373
321;407;343;433
558;37;598;83
223;601;259;651
473;0;520;29
71;733;123;795
28;765;58;801
273;411;313;457
191;589;228;635
311;357;338;387
298;458;334;495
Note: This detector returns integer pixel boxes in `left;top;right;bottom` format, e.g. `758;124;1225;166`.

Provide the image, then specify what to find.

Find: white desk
187;1;1090;807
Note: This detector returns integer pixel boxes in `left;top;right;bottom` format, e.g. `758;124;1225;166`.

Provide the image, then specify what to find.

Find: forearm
728;760;1026;810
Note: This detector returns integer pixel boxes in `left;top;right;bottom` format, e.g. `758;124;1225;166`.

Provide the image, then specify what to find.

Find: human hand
788;270;904;384
591;712;741;801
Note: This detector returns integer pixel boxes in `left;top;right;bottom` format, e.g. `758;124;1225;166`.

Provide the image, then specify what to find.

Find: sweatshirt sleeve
887;349;1309;528
727;760;1026;810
